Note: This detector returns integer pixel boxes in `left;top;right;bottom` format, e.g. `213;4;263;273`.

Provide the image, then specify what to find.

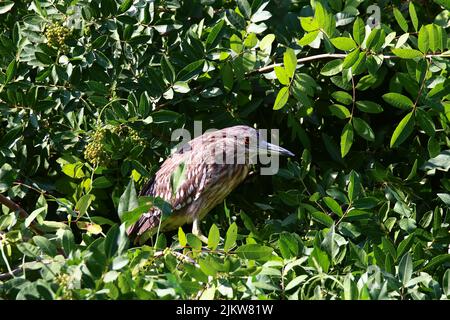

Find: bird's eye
244;137;250;145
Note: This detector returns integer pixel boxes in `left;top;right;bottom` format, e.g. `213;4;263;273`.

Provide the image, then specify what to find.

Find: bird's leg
192;217;208;244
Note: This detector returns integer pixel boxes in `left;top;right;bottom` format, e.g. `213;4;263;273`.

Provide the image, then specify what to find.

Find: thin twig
0;266;22;281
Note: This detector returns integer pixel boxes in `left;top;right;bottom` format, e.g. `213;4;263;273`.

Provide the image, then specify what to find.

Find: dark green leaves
321;59;343;76
352;118;375;141
206;20;224;49
118;180;139;220
390;111;415;148
235;244;273;261
355;101;383;113
341;123;354;157
382;93;414;110
170;162;187;196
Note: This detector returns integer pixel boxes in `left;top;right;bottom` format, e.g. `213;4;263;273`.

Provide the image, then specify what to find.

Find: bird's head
216;125;295;162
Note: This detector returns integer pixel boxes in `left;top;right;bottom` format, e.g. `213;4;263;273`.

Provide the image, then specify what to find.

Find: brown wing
126;147;210;241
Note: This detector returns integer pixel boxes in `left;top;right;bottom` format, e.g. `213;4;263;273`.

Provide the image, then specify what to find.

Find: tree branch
246;52;450;76
0;194;43;235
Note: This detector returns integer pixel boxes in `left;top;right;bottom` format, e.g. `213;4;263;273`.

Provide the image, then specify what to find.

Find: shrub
0;0;449;300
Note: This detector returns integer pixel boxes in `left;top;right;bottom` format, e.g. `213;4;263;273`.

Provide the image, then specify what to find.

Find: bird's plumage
127;125;292;244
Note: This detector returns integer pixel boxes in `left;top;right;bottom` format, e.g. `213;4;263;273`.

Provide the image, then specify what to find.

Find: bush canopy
0;0;450;300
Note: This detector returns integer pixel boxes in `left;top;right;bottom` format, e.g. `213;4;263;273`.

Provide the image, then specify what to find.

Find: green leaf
398;253;413;285
391;48;423;59
365;28;382;50
86;223;102;234
355;101;383;113
418;26;429;53
437;193;450;206
24;207;46;228
416;109;435;136
274;66;290;85
393;7;408;33
321;59;343;76
273;86;289;110
353;18;365;45
173;81;190;93
348;170;361;202
16;242;40;258
0;1;14;14
230;34;243;54
5;59;16;83
299;16;319;32
342;49;360;69
178;227;187;247
314;1;335;37
382;93;414;110
75;194;94;217
278;233;299;259
187;233;202;251
33;236;57;257
331;91;352;105
443;269;450;296
104;224;129;258
328;104;350;119
170;162;187;196
118;180;139;220
330;37;357;51
35;52;53;65
311;211;334;227
236;0;251;19
206;19;224;49
423;254;450;271
235;244;273;261
62;230;75;255
390;111;415;148
221;63;234;92
177;60;205;82
323;197;343;217
340;123;354;158
352;117;375;141
259;34;275;52
207;224;220;251
224;222;237;252
118;0;133;13
244;33;258;48
283;48;297;78
409;2;419;32
161;56;175;84
298;30;320;46
397;235;415;257
92;176;113;189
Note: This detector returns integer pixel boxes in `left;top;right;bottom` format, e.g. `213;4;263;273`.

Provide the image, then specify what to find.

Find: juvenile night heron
127;125;294;244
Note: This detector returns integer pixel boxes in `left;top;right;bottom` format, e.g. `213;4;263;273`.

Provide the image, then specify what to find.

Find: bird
126;125;294;245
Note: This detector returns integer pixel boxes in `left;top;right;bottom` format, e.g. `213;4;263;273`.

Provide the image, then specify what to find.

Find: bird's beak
259;141;295;157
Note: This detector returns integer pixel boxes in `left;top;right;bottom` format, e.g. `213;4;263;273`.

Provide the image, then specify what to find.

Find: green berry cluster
128;128;145;146
45;23;71;51
84;128;108;166
55;273;73;300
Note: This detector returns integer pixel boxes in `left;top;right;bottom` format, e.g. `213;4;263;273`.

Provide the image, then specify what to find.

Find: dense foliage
0;0;450;300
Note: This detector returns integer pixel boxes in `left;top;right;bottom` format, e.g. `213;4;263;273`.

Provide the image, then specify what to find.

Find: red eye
245;137;249;145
